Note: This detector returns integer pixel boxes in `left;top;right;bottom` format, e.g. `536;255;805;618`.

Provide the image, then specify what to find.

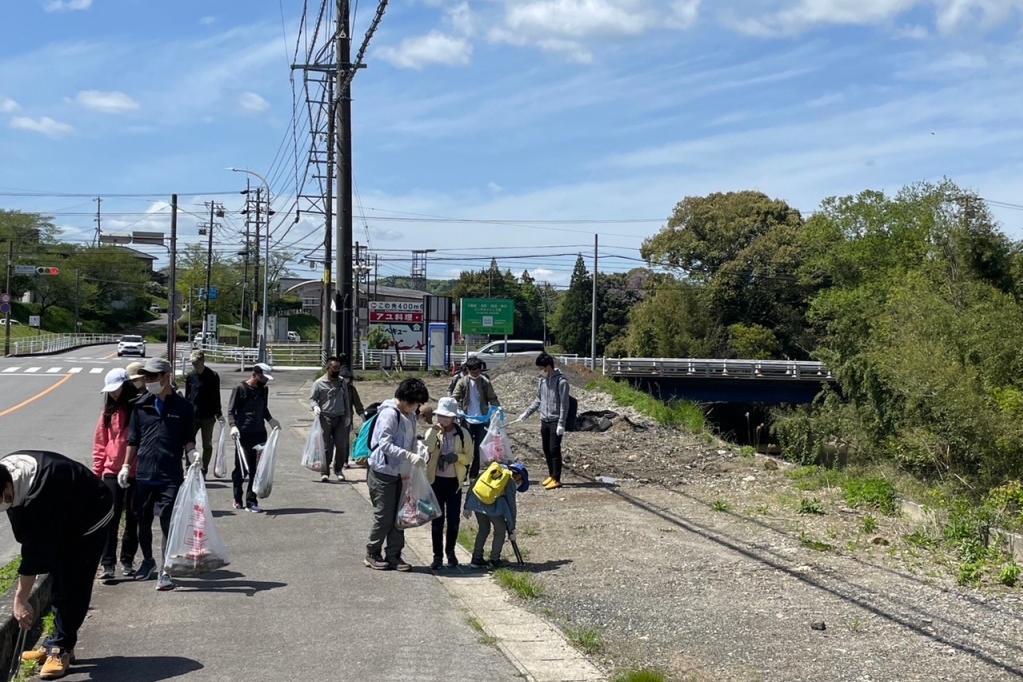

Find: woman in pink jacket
92;368;139;580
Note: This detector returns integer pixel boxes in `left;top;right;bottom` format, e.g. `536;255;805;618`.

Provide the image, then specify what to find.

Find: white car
193;332;217;349
468;339;545;369
287;331;301;342
0;319;21;326
117;335;146;357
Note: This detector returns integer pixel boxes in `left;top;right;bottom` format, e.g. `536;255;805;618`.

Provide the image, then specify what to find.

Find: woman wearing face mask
3;450;113;680
92;369;140;581
423;397;472;570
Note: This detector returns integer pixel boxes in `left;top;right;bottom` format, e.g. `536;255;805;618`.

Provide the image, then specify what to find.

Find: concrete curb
0;573;53;674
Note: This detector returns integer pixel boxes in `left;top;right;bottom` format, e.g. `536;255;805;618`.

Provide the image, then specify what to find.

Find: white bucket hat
435;396;459;418
101;368;129;393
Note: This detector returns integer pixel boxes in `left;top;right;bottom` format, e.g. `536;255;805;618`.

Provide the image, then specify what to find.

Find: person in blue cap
464;461;529;569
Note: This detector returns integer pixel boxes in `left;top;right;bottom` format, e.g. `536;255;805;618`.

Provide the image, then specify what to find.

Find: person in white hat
423;397;473;570
226;363;280;512
91;368;140;581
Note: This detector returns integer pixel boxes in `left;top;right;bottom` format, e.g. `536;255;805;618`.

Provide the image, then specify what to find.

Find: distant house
278;279;431;316
113;246;158;274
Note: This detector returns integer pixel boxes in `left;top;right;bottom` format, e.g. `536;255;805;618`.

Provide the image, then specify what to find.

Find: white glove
313;405;322;416
556;425;565;437
117;466;130;489
269;419;281;431
508;531;517;542
409;452;428;467
186;449;200;465
217;416;225;424
230;426;240;439
514;412;528;424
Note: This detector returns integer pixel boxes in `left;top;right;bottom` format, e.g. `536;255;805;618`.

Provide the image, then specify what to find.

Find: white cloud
76;90;139;113
44;0;92;12
238;91;270;113
10;115;74;137
488;181;504;192
0;97;18;113
199;16;217;26
377;31;473;69
669;0;702;27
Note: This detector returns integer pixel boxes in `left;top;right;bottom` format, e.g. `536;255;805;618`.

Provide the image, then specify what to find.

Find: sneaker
21;646;48;664
470;556;488;569
446;551;460;568
320;474;330;483
543;479;562;490
542;476;554;486
39;648;71;680
364;555;392;570
232;501;243;510
98;565;115;581
489;558;506;569
247;504;263;513
134;559;156;581
336;470;346;482
391;557;412;572
121;562;135;577
156;572;176;591
431;556;443;571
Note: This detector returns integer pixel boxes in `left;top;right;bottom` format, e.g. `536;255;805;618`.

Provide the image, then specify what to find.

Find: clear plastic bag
395;461;442;529
302;418;326;471
479;408;511;466
213;421;230;479
164;462;230;577
253;427;281;499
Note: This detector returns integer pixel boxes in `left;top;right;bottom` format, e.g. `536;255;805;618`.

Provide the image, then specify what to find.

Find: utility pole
200;201;224;339
241;180;250;333
94;197;102;247
591;234;598;370
73;270;81;333
335;0;354;364
167;194;178;362
253;187;261;347
3;240;12;356
323;76;335;361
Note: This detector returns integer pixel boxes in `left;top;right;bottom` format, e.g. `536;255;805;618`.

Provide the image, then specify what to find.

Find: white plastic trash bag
396;459;442;530
301;418;326;471
253;427;281;499
480;408;511;466
164;462;230;577
213;421;230;478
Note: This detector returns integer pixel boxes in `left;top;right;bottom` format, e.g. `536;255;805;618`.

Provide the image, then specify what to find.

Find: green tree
552;256;592;354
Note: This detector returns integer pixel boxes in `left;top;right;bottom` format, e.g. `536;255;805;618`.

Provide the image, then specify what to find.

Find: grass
739;445;756;458
861;515;879;534
904;529;937;549
467;617;499;646
711;499;731;512
587;377;704;431
493;568;544;599
0;557;21;594
785;467;899;516
566;626;604;655
457;526;477;553
798;498;825;515
999;561;1021;587
799;533;835;553
614;670;667;682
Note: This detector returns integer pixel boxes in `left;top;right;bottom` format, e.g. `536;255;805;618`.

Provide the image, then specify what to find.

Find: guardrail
9;333;122;356
604;357;831;380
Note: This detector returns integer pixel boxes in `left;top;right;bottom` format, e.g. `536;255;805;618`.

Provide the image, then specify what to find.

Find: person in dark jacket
228;362;280;513
119;357;197;592
4;450;113;680
184;350;224;477
309;356;364;482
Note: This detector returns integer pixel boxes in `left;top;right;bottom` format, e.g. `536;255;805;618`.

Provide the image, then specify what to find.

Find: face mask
146;381;163;396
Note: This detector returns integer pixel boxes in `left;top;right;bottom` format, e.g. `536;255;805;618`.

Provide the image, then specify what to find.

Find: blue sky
2;0;1022;285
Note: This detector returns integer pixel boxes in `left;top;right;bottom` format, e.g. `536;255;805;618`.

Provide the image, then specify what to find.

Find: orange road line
0;373;73;418
102;351;118;359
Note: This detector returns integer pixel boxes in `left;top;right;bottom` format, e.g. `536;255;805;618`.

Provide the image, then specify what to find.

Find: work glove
409;452;428;467
117;465;130;490
508;531;517;543
269;418;281;431
313;405;322;416
514;412;528;424
556;425;565;437
185;449;200;466
441;452;458;466
462;507;472;520
230;426;240;439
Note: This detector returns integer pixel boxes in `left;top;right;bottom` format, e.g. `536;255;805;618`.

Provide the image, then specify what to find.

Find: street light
228;167;271;363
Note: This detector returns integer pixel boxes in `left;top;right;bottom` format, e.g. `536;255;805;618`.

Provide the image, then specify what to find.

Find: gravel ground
355;371;1023;681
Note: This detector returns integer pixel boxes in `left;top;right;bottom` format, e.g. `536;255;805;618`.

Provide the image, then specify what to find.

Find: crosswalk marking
2;367;17;373
46;367;61;373
89;367;103;374
25;367;41;373
69;367;83;374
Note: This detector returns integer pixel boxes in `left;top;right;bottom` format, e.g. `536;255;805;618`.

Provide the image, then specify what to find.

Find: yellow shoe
543;479;562;490
39;648;72;680
542;477;553;486
21;646;47;664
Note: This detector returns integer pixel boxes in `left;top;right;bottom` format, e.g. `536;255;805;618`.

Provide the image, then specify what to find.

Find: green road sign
460;298;515;335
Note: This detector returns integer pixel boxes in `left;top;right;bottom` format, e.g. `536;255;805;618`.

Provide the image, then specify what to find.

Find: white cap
254;362;274;382
101;368;129;393
435;396;459;418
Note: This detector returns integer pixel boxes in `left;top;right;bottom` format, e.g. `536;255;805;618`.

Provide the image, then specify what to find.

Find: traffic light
35;267;59;276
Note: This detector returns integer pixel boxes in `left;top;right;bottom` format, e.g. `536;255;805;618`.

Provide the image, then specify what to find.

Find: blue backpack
352;405;399;462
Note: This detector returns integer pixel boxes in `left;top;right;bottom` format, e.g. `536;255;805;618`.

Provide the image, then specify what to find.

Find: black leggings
430;476;462;557
101;475;138;568
541;421;563;481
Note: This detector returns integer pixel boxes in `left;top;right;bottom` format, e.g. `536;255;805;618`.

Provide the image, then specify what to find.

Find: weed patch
999;562;1020;587
0;557;20;594
842;477;897;515
799;533;835;553
467;617;498;646
798;498;825;515
614;670;666;682
711;499;731;512
587;378;704;431
861;515;878;534
493;568;544;599
566;626;604;655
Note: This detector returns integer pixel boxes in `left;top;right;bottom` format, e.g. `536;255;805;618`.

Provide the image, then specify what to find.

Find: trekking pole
510;538;524;566
7;627;27;681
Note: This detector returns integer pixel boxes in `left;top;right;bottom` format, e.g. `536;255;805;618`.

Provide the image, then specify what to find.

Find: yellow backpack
473;462;512;505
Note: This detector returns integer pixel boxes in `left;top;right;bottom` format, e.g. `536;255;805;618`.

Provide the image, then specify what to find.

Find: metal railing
603;357;831;380
10;333;122;356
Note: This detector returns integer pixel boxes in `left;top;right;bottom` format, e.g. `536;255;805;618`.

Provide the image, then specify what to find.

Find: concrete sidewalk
61;373;523;681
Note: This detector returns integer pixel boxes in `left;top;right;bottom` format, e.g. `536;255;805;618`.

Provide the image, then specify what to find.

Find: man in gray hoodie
365;377;430;571
516;352;570;490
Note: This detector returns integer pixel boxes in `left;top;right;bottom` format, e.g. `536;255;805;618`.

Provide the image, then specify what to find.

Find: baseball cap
254;362;274;382
509;462;530;492
101;368;129;393
142;357;172;375
125;361;145;380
